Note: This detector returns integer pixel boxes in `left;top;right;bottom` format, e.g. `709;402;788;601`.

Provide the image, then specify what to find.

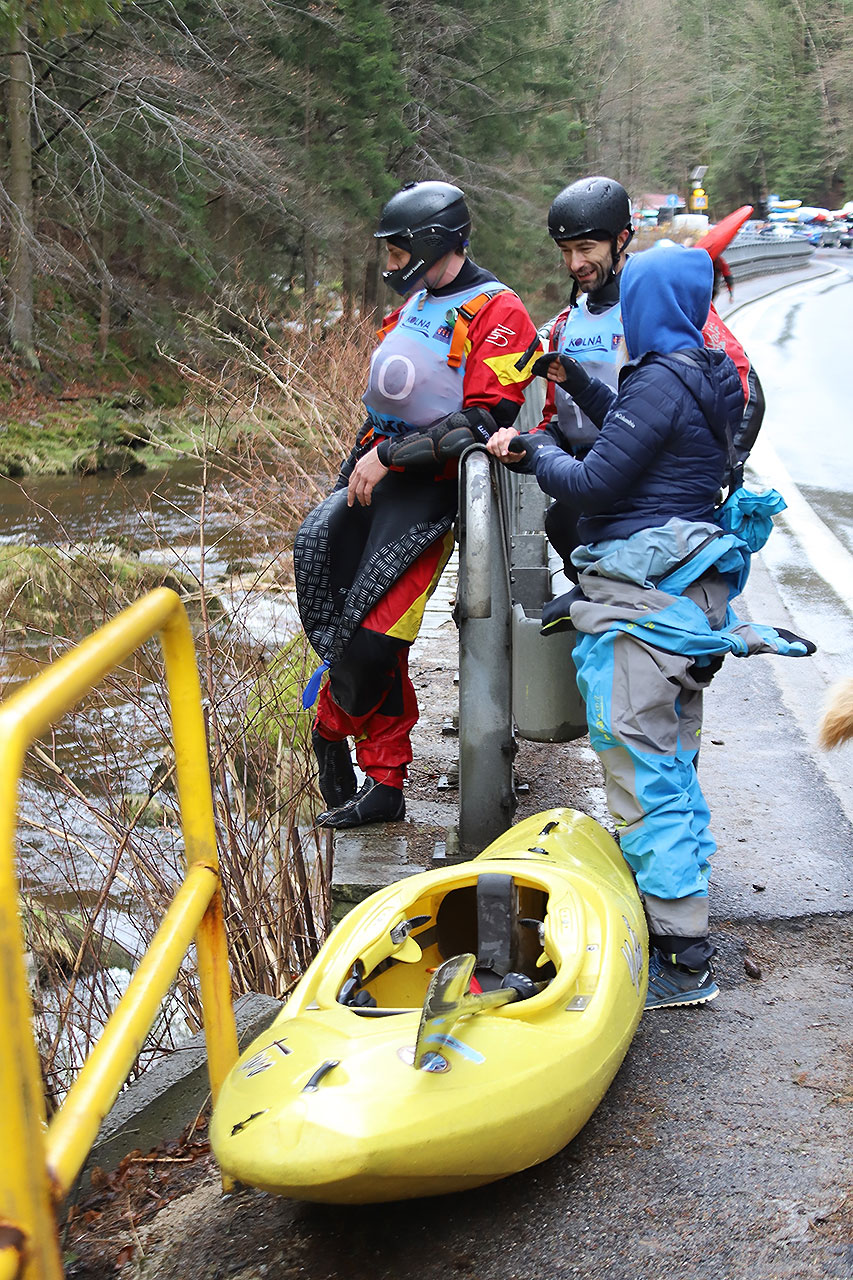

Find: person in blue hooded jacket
510;246;744;543
488;245;813;1010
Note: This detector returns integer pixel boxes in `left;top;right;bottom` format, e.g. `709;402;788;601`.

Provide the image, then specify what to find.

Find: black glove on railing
506;433;547;472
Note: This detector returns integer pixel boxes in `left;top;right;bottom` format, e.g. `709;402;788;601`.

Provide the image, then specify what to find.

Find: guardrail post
457;447;516;853
0;589;240;1277
0;727;65;1280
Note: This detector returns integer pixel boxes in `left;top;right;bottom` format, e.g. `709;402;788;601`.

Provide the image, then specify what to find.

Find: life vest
363;281;507;435
553;293;623;451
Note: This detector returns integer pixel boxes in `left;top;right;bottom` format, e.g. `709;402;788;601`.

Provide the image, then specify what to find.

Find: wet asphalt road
722;255;853;826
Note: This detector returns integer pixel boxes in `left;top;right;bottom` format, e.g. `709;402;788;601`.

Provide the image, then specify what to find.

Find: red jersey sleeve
534;306;571;432
461;291;541;419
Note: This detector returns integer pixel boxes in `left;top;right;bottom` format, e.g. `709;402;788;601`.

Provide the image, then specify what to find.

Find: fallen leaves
62;1115;212;1277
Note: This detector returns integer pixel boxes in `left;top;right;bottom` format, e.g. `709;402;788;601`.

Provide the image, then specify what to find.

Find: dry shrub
165;304;378;555
11;308;380;1102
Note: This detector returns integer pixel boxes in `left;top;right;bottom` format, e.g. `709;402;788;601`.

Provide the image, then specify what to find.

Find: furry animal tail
818;678;853;750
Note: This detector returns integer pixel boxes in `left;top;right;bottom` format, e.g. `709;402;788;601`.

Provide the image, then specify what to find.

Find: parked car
805;222;841;248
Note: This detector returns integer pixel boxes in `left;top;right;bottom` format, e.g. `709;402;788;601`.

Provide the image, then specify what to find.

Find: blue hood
621;246;713;360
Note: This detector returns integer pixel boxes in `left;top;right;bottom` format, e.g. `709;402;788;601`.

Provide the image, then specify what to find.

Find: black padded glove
774;628;817;655
540;585;586;635
434;408;498;460
530;351;592;398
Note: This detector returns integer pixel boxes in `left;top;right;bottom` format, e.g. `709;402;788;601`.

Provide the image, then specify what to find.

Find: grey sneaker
645;947;719;1010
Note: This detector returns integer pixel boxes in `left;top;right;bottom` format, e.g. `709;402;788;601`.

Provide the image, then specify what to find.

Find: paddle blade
414;954;521;1071
415;954;477;1069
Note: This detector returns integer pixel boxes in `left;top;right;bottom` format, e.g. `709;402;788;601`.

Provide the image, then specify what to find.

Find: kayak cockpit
330;868;575;1015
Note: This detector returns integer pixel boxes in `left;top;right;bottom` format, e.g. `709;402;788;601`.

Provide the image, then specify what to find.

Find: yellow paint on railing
0;1238;25;1280
0;589;239;1280
46;862;219;1193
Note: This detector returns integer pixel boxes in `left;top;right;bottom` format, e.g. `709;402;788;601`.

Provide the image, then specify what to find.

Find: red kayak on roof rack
694;205;753;261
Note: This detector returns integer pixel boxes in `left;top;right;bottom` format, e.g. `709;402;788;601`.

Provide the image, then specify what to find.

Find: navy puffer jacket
530;247;745;545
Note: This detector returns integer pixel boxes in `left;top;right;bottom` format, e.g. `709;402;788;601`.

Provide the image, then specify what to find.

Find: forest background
1;0;851;415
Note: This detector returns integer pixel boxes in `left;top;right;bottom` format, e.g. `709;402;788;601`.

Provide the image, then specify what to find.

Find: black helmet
548;176;632;242
375;180;471;295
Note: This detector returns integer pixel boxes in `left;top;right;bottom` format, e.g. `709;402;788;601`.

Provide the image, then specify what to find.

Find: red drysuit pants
314;529;454;788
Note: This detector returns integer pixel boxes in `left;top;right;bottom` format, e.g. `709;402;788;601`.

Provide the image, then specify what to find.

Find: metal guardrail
720;232;815;281
457;449;516;853
0;588;238;1280
456;449;587;854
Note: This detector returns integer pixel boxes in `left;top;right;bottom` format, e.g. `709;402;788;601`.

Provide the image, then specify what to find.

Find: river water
2;461;251;569
3;460;310;1090
2;458;303;664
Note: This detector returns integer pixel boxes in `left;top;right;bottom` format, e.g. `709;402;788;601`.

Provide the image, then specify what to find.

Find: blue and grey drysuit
523;247;812;964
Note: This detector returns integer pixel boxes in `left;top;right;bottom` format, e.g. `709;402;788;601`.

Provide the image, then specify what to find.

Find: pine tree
0;0;123;363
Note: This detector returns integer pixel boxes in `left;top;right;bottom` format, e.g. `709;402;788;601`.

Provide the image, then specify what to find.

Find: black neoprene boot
312;728;357;810
316;777;405;829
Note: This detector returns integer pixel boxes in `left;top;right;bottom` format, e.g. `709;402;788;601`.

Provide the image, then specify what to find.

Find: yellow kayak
210;808;647;1203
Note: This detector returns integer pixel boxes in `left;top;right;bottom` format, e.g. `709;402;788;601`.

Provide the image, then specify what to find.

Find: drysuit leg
316;638;416;787
314;530;454;787
544;501;581;583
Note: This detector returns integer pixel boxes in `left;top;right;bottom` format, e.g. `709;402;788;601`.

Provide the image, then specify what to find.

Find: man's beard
573;256;612;294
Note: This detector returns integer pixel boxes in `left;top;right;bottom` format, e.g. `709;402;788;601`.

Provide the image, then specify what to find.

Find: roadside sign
666;193;680;207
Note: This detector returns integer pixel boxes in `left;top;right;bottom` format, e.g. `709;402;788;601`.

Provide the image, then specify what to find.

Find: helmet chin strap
423;250;464;294
382;246;462;297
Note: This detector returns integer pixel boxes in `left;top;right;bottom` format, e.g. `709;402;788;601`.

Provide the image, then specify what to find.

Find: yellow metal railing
0;588;239;1280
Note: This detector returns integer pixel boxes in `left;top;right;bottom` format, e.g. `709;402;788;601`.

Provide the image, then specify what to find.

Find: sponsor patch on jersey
401;313;432;333
568;334;606;350
612;333;622;349
434;323;453;344
484;323;517;348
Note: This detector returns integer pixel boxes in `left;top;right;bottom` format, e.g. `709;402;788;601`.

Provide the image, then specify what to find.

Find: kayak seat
435;875;546;989
474;873;516;991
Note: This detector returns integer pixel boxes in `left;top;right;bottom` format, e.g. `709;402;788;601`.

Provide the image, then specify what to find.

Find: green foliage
2;0;852;364
0;402;205;478
0;0;122;38
0;543;194;633
246;636;314;749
